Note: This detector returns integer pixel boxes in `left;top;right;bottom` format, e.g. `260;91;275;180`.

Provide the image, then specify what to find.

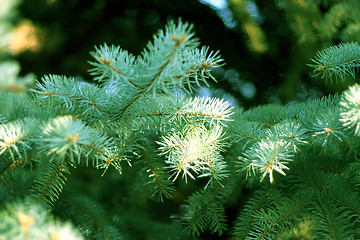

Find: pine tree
1;9;360;240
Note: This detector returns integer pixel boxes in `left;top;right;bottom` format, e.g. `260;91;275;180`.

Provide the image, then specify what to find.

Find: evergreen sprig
309;42;360;82
27;161;70;208
340;84;360;135
0;119;34;162
89;20;223;98
138;146;175;201
183;187;228;235
32;75;114;121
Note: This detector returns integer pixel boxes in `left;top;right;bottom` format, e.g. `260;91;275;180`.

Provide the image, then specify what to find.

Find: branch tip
170;34;188;44
99;57;112;65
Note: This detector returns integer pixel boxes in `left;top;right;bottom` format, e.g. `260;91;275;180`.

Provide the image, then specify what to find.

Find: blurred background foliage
3;0;359;108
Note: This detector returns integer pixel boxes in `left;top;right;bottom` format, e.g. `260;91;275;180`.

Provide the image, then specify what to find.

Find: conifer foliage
1;17;360;240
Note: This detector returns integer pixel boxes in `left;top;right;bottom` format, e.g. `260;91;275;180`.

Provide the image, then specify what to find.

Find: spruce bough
0;20;360;239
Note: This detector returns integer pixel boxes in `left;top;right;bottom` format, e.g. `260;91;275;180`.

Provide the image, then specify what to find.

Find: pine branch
229;118;266;143
32;75;116;121
0;91;33;122
258;189;314;239
232;188;277;239
340;84;360;135
92;20;223;118
89;44;138;88
0;119;35;163
240;139;294;183
233;188;313;239
139;147;175;202
309;42;360;82
27;161;70;209
183;186;228;235
309;110;345;145
127;94;233;132
313;194;359;239
38;116;112;165
237;122;304;183
158;125;229;185
171;95;233;126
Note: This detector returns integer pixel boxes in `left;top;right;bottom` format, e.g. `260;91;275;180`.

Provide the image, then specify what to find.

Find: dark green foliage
27;161;69;209
54;195;122;240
